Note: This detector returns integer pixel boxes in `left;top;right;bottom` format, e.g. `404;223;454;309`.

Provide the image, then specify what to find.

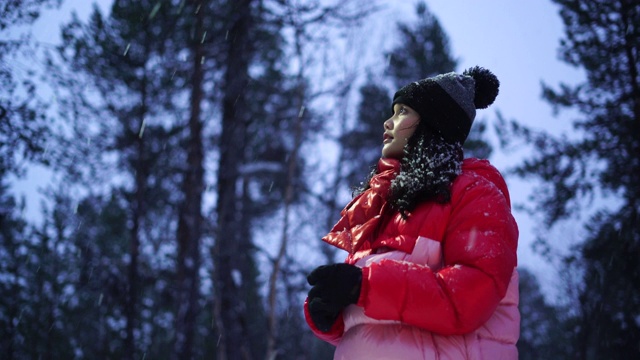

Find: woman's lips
383;133;393;143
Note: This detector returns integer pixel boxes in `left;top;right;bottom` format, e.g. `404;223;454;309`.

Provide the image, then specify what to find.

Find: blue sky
17;0;589;300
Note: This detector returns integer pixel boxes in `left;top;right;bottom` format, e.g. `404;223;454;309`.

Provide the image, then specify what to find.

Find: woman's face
382;104;420;159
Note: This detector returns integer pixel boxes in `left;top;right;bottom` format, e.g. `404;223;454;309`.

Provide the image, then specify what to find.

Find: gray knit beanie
392;66;499;145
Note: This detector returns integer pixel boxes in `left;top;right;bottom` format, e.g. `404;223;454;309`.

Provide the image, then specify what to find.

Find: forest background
1;0;638;359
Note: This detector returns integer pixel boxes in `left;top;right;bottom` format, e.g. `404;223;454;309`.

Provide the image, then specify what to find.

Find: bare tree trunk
265;51;306;360
263;4;375;355
265;110;304;360
321;81;353;264
124;38;152;360
174;2;205;359
213;1;254;359
125;135;142;360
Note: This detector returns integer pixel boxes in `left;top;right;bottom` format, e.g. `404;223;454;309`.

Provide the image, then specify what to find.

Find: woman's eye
399;108;406;114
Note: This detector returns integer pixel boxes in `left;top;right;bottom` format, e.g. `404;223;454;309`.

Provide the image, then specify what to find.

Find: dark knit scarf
322;158;400;254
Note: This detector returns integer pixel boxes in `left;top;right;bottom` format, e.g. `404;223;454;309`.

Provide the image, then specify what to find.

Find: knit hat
392;66;499;145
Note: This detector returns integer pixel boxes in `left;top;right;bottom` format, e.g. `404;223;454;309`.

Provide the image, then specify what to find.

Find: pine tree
6;1;383;358
0;174;31;360
517;268;573;360
386;1;492;160
212;0;311;356
0;0;60;174
52;1;196;357
343;1;490;188
0;2;63;358
386;1;456;89
498;0;640;358
340;82;391;188
51;1;329;358
61;192;132;358
174;1;206;357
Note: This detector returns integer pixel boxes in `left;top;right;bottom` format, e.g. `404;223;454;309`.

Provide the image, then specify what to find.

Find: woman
304;67;519;359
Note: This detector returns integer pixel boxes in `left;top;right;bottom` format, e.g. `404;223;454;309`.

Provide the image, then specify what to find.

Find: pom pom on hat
392;66;500;145
463;66;499;109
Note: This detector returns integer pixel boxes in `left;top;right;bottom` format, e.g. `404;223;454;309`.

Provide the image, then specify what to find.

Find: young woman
304;67;519;359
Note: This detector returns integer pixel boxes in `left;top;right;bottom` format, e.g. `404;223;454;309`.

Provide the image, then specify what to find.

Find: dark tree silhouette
498;1;640;358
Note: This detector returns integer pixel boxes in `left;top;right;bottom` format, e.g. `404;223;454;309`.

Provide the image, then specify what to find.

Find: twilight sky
17;0;589;300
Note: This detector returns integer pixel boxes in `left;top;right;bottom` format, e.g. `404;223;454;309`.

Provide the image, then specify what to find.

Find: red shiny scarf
322;158;400;254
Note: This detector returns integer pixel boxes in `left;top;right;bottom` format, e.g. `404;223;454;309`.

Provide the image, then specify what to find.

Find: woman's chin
381;152;400;159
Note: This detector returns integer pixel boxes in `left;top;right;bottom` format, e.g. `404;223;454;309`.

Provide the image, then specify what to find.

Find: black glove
306;263;362;332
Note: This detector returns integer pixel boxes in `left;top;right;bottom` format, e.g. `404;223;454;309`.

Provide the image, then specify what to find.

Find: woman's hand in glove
306;263;362;332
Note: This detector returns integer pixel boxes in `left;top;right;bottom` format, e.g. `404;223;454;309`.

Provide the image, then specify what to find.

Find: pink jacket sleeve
356;173;518;335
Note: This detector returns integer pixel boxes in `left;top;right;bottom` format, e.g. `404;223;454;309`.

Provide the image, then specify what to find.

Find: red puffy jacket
305;158;519;359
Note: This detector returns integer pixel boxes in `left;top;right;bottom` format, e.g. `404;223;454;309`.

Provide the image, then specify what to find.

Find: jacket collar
322;158;400;253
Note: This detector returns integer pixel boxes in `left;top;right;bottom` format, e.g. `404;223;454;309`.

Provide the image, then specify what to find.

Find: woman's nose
384;118;392;130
